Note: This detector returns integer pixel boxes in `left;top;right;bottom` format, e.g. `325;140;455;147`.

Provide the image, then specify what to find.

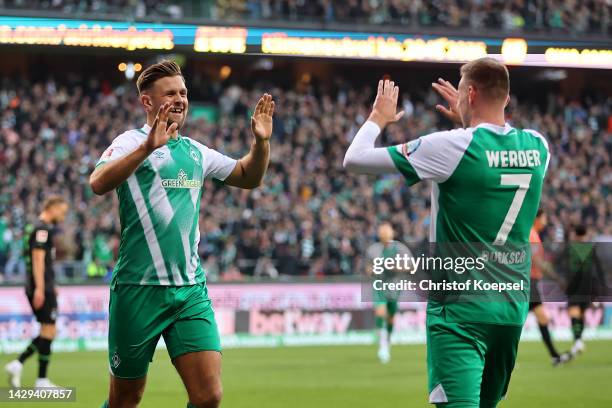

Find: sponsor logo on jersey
35;230;48;244
401;139;421;159
161;169;201;189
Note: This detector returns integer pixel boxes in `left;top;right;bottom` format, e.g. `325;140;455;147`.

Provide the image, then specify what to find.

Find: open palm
251;93;275;141
369;79;404;129
432;78;461;124
144;102;178;153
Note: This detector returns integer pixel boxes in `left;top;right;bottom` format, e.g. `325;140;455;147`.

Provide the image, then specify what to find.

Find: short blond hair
460;57;509;101
136;60;184;94
42;195;67;210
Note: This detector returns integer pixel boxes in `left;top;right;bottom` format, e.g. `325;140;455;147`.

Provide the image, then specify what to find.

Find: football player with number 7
344;58;550;408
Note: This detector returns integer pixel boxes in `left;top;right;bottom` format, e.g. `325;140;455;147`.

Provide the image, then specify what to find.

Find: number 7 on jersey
494;174;532;245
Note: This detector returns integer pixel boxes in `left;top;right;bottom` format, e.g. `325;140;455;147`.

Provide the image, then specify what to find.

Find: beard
167;110;186;130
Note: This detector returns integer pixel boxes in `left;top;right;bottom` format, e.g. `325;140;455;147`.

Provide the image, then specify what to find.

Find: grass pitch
3;340;612;407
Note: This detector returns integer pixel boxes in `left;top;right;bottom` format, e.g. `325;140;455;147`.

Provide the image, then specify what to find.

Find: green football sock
387;322;394;336
375;316;385;329
571;317;584;340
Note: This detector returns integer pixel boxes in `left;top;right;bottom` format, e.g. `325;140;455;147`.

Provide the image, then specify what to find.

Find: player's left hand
432;78;461;124
369;79;404;129
251;93;275;141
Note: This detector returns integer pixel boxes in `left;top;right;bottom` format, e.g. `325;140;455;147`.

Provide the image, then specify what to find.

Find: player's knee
110;389;144;407
190;384;223;408
40;324;57;339
109;380;145;407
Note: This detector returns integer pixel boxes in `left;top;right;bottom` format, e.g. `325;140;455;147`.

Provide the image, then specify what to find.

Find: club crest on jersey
111;351;121;369
401;139;421;159
161;169;201;189
190;148;200;163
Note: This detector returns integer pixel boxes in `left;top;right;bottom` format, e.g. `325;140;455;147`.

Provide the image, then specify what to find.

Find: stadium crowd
1;0;610;34
0;0;185;19
216;0;611;34
0;72;610;281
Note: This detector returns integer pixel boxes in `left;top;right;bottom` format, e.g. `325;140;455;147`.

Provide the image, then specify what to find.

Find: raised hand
144;102;179;153
432;78;461;124
251;93;275;141
369;79;404;129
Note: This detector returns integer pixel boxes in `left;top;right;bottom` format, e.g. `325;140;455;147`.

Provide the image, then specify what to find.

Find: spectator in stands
2;1;609;34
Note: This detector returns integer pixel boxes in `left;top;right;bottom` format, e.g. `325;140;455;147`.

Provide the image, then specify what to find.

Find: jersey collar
474;122;514;134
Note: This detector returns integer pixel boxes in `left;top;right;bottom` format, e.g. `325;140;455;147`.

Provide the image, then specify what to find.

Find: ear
468;85;476;106
504;94;510;108
140;94;153;112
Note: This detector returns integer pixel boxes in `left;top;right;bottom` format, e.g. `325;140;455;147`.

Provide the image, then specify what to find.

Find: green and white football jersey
96;124;237;286
387;123;550;325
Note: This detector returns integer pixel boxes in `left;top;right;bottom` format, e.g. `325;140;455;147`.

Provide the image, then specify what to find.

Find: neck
146;116;179;139
469;109;506;128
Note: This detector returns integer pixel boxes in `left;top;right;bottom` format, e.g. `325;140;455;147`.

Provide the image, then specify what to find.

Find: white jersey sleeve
395;242;413;258
387;128;473;185
96;131;143;168
343;121;397;174
365;242;383;261
190;139;237;181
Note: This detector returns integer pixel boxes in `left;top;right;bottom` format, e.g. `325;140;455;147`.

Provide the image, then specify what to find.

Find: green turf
3;340;612;407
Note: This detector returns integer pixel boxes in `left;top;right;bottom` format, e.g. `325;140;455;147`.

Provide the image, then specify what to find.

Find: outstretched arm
343;79;404;174
224;94;275;189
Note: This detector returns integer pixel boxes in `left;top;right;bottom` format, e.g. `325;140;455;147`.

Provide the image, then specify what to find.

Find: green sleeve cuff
387;146;421;186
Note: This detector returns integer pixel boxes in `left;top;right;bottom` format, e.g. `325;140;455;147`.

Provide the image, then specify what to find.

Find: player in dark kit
528;210;570;366
4;196;69;389
558;225;605;358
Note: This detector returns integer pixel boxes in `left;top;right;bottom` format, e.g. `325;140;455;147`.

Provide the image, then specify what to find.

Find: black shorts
566;276;592;310
529;278;542;311
27;292;58;324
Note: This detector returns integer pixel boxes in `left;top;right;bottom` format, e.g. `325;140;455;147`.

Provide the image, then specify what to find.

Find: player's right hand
368;79;404;129
143;102;179;153
33;288;45;310
432;78;462;124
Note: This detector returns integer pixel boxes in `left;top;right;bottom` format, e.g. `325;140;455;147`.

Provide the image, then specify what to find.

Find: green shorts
373;288;399;315
426;308;522;407
108;282;221;379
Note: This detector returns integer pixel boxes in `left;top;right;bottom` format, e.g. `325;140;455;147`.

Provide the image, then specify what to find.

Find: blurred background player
4;196;69;388
365;222;413;363
559;224;606;358
528;209;569;365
